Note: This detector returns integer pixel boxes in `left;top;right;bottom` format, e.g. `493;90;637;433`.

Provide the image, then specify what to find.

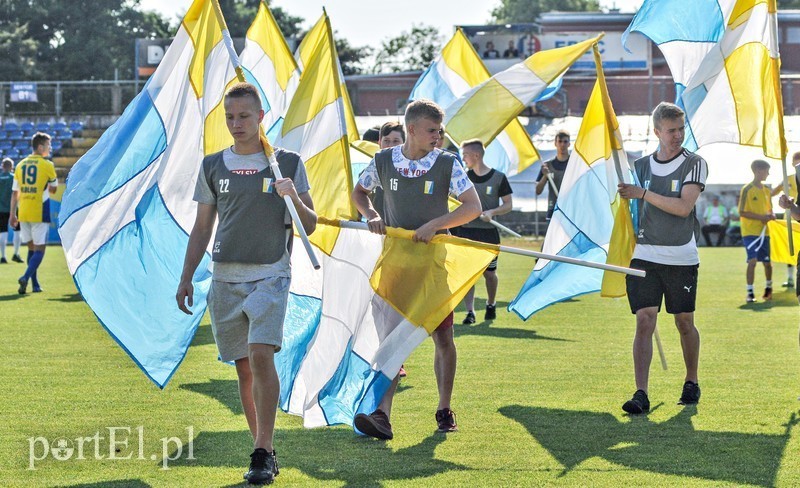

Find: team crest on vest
644;179;651;189
486;186;493;195
263;177;274;193
671;180;680;192
424;181;434;194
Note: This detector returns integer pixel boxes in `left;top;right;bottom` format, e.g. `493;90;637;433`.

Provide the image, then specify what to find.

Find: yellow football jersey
14;155;57;223
739;183;772;237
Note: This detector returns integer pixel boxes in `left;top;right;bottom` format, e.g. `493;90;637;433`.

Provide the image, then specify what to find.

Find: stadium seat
57;129;73;139
0;141;12;151
14;140;29;150
8;130;24;140
36;122;51;132
24;129;36;138
3;122;20;132
51;140;63;154
0;131;6;141
20;122;34;131
5;149;20;159
69;121;84;133
53;122;67;131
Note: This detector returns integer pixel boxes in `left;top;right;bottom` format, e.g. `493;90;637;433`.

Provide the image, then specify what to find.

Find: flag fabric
58;0;236;388
768;220;800;264
275;13;356;230
443;35;601;152
279;218;497;427
410;28;541;176
623;0;786;159
509;44;632;318
240;1;300;135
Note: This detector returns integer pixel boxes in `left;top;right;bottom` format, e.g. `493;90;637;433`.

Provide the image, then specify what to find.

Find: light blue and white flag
58;0;236;388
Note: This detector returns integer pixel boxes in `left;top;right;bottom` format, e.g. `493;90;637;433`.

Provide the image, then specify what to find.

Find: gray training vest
634;150;703;247
374;148;454;231
202;148;299;264
463;169;506;229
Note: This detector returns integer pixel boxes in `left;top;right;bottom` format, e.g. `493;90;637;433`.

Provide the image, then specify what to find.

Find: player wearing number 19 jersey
9;132;58;294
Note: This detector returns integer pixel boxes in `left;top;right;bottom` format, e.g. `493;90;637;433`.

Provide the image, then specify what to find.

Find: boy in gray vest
452;139;513;323
176;82;317;485
535;129;571;219
352;99;481;439
617;102;707;414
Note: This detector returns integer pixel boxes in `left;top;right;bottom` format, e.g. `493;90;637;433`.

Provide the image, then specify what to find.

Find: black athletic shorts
626;259;698;314
0;212;8;233
451;226;500;270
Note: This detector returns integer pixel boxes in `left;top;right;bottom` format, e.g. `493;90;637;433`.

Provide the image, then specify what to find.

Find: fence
0;80;142;117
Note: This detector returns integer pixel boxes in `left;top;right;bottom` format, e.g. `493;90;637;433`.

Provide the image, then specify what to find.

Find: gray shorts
208;276;291;362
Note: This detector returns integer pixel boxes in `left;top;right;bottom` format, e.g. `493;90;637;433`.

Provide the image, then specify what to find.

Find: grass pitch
1;243;799;487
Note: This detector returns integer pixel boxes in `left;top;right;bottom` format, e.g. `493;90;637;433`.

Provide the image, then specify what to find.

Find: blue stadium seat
0;131;6;141
5;149;20;159
57;129;73;139
14;140;29;150
24;129;36;138
53;122;67;131
3;122;20;132
8;130;24;140
69;121;84;132
20;122;34;131
51;140;63;153
0;141;12;151
36;122;51;132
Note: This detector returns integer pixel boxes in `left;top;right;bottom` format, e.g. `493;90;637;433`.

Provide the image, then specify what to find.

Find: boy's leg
235;357;257;440
248;344;279;451
674;312;699;383
633;308;658;392
432;317;456;410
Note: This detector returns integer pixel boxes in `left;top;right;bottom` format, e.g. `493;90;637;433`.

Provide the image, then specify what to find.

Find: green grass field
2;243;800;487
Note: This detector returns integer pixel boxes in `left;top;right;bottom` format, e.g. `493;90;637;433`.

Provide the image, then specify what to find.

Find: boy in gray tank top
451;139;513;324
617;102;706;415
176;83;317;485
352;99;481;440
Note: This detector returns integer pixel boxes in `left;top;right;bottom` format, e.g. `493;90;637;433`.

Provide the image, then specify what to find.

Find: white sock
747;285;754;293
12;232;20;254
0;232;6;258
766;280;773;288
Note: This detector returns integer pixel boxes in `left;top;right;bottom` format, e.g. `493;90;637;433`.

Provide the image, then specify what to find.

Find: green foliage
779;0;800;8
335;37;373;76
491;0;601;23
373;24;443;74
3;245;800;485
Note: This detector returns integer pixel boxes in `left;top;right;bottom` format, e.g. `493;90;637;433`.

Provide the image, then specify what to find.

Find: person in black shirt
535;130;571;220
503;40;519;58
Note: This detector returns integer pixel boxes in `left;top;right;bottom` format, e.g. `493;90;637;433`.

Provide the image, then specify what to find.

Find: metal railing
0;80;142;117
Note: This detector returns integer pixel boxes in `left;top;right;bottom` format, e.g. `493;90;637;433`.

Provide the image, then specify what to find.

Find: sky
138;0;642;48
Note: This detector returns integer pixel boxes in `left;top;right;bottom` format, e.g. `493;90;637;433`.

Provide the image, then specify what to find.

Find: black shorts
626;259;698;314
451;226;500;270
0;212;8;233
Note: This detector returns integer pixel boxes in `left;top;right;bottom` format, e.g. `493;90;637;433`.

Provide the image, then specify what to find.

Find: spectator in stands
701;195;728;246
772;151;800;288
0;157;23;264
535;130;571;220
9;133;58;293
483;41;500;59
503;40;520;58
727;194;742;246
740;160;775;303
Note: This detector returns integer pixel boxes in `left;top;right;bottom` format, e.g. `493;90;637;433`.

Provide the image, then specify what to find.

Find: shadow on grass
454;322;569;342
190;323;217;347
61;481;150;488
169;428;469;487
180;379;242;415
0;293;27;301
47;292;84;303
499;405;798;487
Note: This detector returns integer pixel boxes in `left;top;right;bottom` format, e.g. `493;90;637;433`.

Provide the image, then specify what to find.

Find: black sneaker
436;408;458;433
11;254;23;263
622;389;650;414
678;381;701;405
746;292;756;303
354;409;393;440
484;304;496;321
763;287;773;301
17;277;27;295
783;280;795;288
462;311;476;325
0;257;6;264
245;448;278;485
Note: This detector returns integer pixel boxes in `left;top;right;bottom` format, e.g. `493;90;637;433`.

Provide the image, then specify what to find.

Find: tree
373;25;443;74
335;37;373;76
491;0;600;24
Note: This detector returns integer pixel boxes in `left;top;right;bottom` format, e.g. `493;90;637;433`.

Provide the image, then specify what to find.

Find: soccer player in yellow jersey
739;159;776;303
9;132;58;294
772;152;800;288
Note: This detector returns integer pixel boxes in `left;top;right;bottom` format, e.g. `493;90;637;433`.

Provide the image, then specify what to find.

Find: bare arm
275;177;316;235
779;194;800;221
739;211;775;222
9;190;19;227
618;182;702;218
483;194;513;221
176;203;216;315
352;183;386;234
414;187;482;243
535;164;549;195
